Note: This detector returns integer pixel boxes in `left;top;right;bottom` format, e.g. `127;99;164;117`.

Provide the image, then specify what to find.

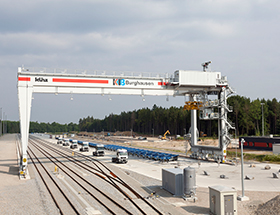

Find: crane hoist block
183;101;203;110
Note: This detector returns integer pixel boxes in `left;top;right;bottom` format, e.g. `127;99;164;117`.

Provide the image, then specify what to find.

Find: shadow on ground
0;165;19;176
182;205;210;214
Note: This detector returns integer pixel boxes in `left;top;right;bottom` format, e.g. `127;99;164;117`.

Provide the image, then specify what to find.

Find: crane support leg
190;95;198;146
220;87;228;162
18;83;33;178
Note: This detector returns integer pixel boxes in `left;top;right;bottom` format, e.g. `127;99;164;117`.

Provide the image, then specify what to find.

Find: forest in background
3;95;280;137
3;121;78;134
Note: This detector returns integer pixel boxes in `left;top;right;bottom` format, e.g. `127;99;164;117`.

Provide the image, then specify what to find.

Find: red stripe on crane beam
52;78;108;84
18;77;30;81
158;82;167;86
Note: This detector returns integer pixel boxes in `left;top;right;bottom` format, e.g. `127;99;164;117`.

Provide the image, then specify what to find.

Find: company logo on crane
113;79;125;86
113;79;154;87
35;77;48;82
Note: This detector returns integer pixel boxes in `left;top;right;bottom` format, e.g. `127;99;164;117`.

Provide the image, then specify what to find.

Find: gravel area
0;166;59;215
255;195;280;215
0;177;59;215
0;134;59;215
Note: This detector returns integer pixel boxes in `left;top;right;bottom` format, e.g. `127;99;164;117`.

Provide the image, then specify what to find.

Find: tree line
3;95;280;137
79;96;280;137
227;95;280;136
3;121;79;134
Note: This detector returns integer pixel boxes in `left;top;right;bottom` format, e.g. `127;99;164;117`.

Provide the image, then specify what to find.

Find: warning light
23;158;27;163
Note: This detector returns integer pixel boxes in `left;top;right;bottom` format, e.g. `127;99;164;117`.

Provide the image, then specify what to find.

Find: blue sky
0;0;279;123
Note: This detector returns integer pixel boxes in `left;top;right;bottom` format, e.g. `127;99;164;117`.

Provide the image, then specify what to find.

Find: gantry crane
17;65;234;178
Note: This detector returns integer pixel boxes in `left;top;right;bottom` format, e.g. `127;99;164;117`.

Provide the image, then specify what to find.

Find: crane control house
18;65;234;177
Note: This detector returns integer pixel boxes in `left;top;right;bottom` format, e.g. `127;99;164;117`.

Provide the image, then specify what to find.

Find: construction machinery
162;130;170;140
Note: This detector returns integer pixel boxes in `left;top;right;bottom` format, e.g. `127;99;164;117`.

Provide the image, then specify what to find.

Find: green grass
168;149;184;153
227;150;280;163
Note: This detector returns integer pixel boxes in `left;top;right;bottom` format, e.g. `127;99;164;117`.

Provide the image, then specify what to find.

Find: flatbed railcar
239;136;280;151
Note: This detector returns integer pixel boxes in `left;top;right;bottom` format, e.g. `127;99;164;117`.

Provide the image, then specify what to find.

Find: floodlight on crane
202;61;211;72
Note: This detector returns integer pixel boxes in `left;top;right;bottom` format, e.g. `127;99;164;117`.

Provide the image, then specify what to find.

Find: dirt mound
255;195;280;215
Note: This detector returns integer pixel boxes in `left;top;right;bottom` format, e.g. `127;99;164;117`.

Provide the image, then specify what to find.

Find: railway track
28;146;79;214
29;136;164;215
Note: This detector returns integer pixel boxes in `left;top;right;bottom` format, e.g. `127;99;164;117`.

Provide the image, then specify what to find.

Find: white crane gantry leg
18;75;33;177
190;94;198;147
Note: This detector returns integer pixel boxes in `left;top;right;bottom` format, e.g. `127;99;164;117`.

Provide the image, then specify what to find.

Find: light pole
241;138;245;197
130;128;132;145
5;114;7;134
237;138;249;201
261;103;264;136
114;129;116;143
235;129;237;159
152;128;155;148
102;129;104;142
3;112;5;135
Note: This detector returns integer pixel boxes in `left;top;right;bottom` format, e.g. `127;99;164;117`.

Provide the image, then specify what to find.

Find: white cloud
1;0;280;122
